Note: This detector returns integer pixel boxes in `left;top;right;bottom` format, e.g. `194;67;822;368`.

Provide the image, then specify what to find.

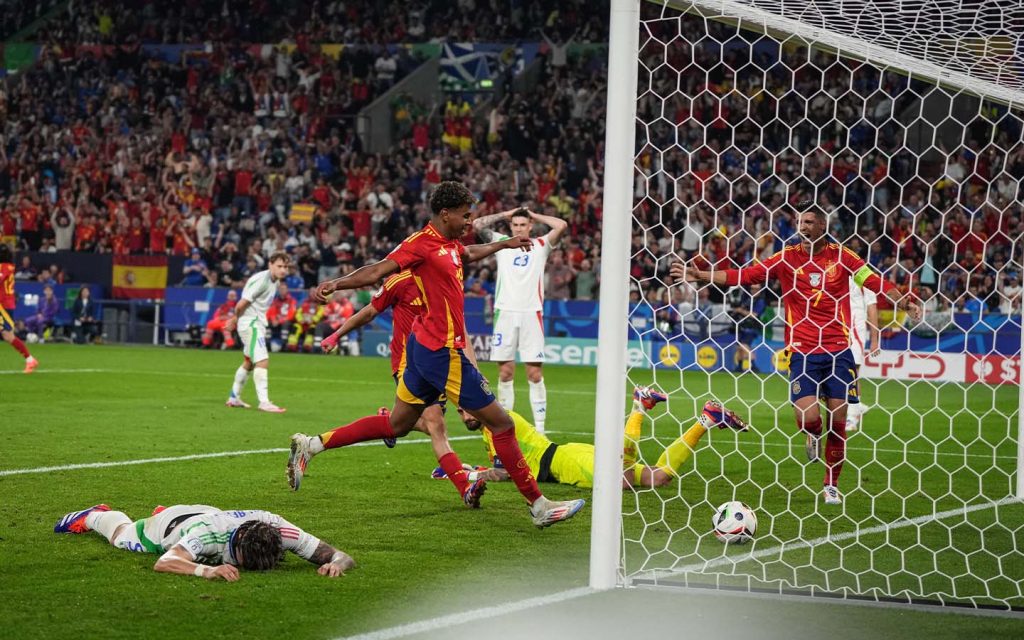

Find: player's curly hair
233;521;284;571
267;251;291;266
428;181;477;215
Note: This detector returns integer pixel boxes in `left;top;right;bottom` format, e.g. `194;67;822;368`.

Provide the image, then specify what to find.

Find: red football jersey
722;242;893;354
0;263;15;309
386;223;466;351
371;270;426;374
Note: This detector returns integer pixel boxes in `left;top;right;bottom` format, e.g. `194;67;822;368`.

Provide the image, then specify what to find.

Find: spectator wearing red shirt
19;197;42;250
233;166;254;215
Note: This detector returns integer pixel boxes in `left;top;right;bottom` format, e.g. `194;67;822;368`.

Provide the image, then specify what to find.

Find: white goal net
595;0;1024;611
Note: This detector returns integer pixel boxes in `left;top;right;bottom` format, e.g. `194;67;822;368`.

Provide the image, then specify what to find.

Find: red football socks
9;337;29;358
824;414;847;486
801;416;822;436
438;452;470;496
489;427;543;504
320;414;395;450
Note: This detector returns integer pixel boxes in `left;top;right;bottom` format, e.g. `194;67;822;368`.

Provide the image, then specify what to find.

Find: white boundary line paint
0;434;484;477
334;587;595;640
633;496;1022;583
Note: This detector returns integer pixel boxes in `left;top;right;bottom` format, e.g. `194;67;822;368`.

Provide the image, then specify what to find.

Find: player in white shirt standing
847;276;880;432
224;251;291;413
473;207;567;433
54;503;355;580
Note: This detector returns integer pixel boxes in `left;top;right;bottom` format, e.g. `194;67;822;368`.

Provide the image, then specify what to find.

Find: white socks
529;378;547;433
86;510;132;543
253;367;270;404
231;365;250;398
498;379;515;411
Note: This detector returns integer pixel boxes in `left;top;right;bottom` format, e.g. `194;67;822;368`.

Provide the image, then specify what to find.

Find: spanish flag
289;202;317;224
112;255;168;299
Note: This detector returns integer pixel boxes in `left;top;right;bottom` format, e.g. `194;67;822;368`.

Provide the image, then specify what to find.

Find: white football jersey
239;269;277;327
493;233;553;312
848;277;877;348
155;505;321;565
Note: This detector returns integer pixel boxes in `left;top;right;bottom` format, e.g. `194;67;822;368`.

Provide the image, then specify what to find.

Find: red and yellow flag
289;202;317;224
112;255;168;299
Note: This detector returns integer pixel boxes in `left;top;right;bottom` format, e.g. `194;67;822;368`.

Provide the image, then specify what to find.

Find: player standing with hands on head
671;202;921;505
288;182;585;528
0;244;38;373
223;252;291;413
472;207;567;433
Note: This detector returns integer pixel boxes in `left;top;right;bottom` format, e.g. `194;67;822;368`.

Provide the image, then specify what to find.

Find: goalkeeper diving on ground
441;387;748;488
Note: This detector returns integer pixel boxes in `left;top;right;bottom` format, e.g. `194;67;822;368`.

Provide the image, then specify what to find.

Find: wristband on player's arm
193;564;209;578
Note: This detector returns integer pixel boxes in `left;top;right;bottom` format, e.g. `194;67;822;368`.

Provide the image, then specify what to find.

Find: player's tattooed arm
309;541;355;577
471;208;518;240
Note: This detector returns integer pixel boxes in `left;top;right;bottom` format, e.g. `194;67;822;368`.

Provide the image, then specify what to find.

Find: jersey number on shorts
492;333;503;346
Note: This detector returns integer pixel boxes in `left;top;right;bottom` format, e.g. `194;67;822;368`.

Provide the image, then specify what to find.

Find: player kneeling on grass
54;504;355;581
450;387;748;488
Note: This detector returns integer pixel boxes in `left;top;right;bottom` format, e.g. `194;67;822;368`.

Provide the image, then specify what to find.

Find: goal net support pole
590;0;642;591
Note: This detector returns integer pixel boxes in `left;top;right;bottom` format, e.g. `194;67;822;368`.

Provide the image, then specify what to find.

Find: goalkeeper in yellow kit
454;387;748;488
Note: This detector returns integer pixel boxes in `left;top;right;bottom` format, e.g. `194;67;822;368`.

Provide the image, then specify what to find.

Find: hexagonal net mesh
619;0;1024;610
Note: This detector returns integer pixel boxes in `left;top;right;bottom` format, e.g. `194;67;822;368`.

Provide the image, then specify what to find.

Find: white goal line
632;495;1023;584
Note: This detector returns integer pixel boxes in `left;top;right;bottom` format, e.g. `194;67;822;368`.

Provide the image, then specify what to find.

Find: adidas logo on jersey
437;248;448;256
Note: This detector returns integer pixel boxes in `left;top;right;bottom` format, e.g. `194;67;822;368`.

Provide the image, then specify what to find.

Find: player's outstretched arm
307;540;356;578
153;545;240;582
313;259;399;303
322;304;379;353
463;236;532;263
670;260;729;286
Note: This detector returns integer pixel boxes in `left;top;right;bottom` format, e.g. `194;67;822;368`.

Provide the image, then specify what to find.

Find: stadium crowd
1;7;1021;353
31;0;609;45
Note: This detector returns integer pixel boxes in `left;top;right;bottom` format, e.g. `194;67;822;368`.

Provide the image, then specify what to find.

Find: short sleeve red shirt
371;270;426;374
386;223;466;351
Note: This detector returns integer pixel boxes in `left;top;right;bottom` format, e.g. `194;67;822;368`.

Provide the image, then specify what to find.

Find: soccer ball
26;332;40;344
712;501;757;544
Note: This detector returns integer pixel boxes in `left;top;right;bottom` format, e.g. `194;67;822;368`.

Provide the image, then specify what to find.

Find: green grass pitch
1;344;1022;638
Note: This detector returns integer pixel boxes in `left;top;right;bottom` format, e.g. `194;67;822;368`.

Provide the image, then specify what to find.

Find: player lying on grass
447;387;748;488
54;504;355;581
320;271;481;507
289;181;585;529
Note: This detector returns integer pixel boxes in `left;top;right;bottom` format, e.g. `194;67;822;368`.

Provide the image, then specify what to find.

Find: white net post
590;0;642;591
611;0;1024;611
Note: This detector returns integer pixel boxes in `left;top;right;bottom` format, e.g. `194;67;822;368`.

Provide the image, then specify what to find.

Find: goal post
594;0;1024;610
590;0;642;592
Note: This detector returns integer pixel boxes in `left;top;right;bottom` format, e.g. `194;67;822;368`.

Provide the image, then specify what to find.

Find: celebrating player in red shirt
672;203;921;505
0;244;38;373
287;182;585;528
320;270;483;503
